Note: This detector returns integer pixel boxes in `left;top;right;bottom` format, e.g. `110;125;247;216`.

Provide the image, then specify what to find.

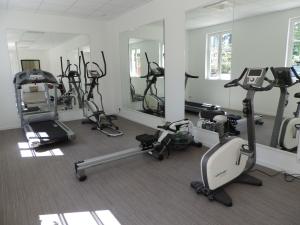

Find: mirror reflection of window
206;31;232;80
287;18;300;74
130;48;141;77
159;43;165;68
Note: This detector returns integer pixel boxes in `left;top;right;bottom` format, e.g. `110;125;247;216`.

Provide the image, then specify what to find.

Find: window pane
294;22;300;41
130;49;136;77
136;49;141;77
209;34;219;79
221;32;232;80
292;21;300;66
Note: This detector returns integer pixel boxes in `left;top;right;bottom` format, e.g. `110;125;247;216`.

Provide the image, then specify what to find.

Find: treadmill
185;73;221;112
14;69;75;148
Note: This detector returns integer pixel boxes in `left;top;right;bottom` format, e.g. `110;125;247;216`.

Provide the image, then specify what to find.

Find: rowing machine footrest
136;134;157;150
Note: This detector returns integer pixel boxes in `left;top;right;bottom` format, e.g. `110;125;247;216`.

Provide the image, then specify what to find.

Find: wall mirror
7;29;90;112
186;0;300;155
119;20;165;118
231;1;300;155
185;2;234;123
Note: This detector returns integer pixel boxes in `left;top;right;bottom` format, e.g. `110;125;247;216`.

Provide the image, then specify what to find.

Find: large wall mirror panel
119;20;165;118
185;0;300;155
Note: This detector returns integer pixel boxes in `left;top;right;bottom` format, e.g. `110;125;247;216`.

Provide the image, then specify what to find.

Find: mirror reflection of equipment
141;52;165;117
269;67;300;151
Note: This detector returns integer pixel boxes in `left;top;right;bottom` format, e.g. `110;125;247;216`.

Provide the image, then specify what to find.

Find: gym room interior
0;0;300;224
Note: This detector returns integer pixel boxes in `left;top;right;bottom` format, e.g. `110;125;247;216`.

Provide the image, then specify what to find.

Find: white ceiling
0;0;153;20
186;0;300;30
7;30;82;50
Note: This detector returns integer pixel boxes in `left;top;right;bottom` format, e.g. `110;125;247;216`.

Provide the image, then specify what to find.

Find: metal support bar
75;147;143;181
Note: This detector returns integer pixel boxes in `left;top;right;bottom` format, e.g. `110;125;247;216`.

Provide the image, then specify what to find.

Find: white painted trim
256;143;300;174
119;108;166;129
192;126;219;147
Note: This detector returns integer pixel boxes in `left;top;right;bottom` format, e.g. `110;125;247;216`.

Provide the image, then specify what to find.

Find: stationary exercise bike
191;67;274;207
81;50;123;137
269;67;300;151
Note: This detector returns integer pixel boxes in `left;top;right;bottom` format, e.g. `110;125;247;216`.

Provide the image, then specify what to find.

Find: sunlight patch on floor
39;210;121;225
18;142;64;158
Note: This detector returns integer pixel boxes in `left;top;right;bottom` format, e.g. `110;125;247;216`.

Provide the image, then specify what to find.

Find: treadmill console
243;68;267;87
29;74;44;81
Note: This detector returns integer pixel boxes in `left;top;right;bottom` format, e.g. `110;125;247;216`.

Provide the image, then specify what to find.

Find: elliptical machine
81;50;123;137
191;67;274;207
63;58;84;109
56;57;77;110
142;52;165;116
269;67;300;151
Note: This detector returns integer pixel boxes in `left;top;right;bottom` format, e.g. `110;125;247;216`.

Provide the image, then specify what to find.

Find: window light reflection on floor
39;210;121;225
18;142;64;158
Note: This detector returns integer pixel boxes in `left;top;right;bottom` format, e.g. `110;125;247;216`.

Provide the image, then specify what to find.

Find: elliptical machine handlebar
80;50;107;79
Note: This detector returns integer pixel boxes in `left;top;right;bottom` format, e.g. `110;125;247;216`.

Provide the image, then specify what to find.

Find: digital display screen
248;69;262;77
21;60;40;71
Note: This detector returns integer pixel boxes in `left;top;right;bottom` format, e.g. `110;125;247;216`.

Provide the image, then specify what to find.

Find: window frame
286;17;300;67
206;30;232;81
129;48;141;77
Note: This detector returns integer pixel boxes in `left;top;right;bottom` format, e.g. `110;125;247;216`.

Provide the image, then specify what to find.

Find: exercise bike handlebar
270;66;300;88
224;67;274;91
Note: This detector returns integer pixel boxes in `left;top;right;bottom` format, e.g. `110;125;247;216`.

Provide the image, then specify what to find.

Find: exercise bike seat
294;92;300;98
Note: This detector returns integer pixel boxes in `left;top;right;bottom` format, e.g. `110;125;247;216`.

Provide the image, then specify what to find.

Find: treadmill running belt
29;120;68;144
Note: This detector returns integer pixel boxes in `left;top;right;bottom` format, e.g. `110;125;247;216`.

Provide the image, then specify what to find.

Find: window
159;43;165;68
130;48;141;77
287;18;300;73
206;31;232;80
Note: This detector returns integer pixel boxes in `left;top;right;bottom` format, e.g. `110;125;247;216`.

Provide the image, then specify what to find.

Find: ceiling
7;30;83;50
0;0;152;20
186;0;300;30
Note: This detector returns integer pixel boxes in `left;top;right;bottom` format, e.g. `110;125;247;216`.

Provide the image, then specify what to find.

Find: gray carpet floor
0;117;300;225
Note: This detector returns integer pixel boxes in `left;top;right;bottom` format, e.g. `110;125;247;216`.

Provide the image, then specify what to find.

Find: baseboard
256;143;300;174
119;108;165;129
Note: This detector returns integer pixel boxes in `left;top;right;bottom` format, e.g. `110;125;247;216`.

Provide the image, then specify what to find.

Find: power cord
250;169;300;183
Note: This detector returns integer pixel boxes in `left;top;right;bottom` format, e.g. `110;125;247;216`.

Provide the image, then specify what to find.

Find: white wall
47;35;90;77
18;49;50;71
186;7;300;116
0;10;110;130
